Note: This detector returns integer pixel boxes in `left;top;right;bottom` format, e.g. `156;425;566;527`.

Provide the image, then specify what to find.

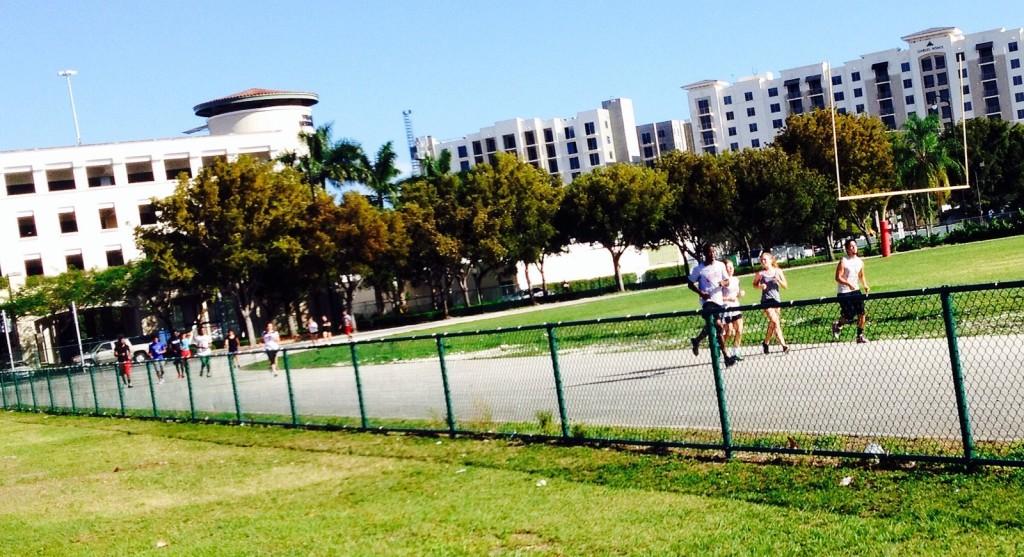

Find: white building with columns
685;26;1024;154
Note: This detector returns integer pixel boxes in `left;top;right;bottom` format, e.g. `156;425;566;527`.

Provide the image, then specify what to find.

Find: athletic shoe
724;355;736;367
856;334;868;344
831;321;841;340
762;342;769;354
733;353;744;362
127;384;133;388
690;338;700;356
782;345;790;354
158;379;164;385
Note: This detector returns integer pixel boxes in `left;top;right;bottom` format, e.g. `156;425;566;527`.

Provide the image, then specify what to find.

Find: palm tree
893;114;961;232
360;142;402;208
278;123;366;194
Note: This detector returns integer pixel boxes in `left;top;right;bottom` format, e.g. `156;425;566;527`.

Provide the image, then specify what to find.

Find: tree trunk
472;271;486;305
538;258;548;295
609;248;625;292
457;272;471;308
523;264;535;304
238;300;257;346
373;286;386;315
288;302;301;337
440;272;451;318
825;232;836;262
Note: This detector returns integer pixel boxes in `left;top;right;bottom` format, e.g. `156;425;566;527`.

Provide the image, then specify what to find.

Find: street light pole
58;69;82;146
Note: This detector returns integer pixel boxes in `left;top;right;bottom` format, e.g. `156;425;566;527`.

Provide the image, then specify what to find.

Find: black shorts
701;301;726;322
266;350;279;365
838;291;865;320
723;314;742;324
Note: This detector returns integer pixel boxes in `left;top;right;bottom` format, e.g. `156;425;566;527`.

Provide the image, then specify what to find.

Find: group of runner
687;239;869;366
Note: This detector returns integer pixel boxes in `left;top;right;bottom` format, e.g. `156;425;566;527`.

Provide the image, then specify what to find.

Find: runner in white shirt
194;327;214;377
262;322;281;376
831;239;870;343
721;259;746;362
686;244;736;366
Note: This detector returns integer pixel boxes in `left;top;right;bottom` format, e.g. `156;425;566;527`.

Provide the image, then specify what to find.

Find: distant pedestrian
179;330;193;377
342;310;356;341
321;315;333;339
722;259;745;361
226;329;240;368
832;239;870;343
148;335;166;384
168;332;184;379
753;251;789;353
262;322;281;376
306;316;319;345
194;327;213;377
686;244;734;366
114;335;133;388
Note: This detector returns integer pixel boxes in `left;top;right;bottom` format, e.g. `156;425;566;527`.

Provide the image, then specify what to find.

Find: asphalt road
7;334;1023;443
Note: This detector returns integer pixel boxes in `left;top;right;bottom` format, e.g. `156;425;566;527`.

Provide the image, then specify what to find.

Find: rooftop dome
193;88;318;118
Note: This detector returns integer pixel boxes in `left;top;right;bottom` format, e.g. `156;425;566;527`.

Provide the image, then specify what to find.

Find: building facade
684;26;1024;154
635;120;692;164
0;89;317;290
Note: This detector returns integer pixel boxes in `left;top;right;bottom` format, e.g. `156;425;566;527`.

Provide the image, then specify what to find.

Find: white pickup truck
73;339;151;365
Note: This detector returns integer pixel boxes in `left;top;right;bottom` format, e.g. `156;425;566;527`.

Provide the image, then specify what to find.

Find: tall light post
57;69;82;146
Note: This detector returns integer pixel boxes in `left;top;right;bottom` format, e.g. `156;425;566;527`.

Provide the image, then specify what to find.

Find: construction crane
402;109;420;175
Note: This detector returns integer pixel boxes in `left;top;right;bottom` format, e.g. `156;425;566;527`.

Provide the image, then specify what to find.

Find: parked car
0;360;33;380
72;338;150;366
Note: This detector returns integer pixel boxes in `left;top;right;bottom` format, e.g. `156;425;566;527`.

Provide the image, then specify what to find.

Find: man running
114;335;133;388
687;244;735;366
832;239;870;343
148;335;166;384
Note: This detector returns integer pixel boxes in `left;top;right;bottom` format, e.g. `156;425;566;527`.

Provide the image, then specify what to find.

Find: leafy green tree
893;114;961;230
360;141;402;208
279;123;366;194
559;164;670;291
942;117;1024;216
730;148;835;250
655;151;737;261
137;156;314;342
316;192;393;314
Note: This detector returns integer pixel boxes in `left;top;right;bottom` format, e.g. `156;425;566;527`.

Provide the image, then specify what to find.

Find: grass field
274;236;1024;368
2;413;1024;555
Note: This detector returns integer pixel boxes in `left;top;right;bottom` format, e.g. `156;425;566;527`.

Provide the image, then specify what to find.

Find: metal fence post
145;361;158;418
11;371;23;409
183;359;196;420
705;312;733;459
435;335;457;436
349;343;368;429
65;366;77;413
113;364;126;416
941;290;975;466
282;350;298;426
0;372;7;409
44;368;55;411
545;323;570;439
28;369;39;411
227;354;242;422
87;364;99;414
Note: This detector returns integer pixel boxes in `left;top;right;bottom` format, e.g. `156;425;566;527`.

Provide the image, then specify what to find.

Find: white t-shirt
262;330;280;351
194;334;213;356
307;320;319;333
722;276;741;308
837;255;864;294
689;260;728;306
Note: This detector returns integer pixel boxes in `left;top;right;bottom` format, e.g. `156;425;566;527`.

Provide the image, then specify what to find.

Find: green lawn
2;413;1024;555
276;236;1024;368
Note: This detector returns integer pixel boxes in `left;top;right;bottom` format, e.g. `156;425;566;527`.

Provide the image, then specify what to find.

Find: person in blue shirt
148;335;167;384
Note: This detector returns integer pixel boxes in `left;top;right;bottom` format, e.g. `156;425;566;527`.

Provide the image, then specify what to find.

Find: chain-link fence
3;280;1023;467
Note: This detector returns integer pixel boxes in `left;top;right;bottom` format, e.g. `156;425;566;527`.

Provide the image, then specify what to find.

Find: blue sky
1;1;1020;173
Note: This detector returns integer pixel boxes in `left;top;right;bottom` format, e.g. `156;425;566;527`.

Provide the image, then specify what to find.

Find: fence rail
4;280;1024;467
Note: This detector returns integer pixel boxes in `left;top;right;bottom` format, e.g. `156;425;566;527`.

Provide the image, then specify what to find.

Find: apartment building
635;120;692;164
0;88;317;290
414;98;644;183
684;26;1024;153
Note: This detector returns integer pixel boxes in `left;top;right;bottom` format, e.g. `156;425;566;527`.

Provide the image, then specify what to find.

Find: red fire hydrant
880;219;892;257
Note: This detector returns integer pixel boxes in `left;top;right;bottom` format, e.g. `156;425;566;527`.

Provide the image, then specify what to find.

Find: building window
834;92;845;101
768;87;778;97
723;95;732;105
487;154;498;165
744;91;753;102
751;139;760;148
471;140;482;155
87;164;115;187
106;248;124;267
459;161;470;171
851;71;861;81
24;257;44;277
1018;109;1024;119
854;88;863;98
730;142;739;151
569;157;580;170
831;75;842;86
587;137;598;150
524;130;536;145
17;215;37;238
922;58;933;72
584;122;596;135
965;101;973;111
1013;76;1023;86
701;131;715;145
1013;59;1021;69
728;127;737;136
749;123;758;132
566;142;578;155
457;145;468;158
126;161;155;183
640;132;652;144
564;126;575;139
545;144;557;158
856;104;865;114
906;95;915;105
770;103;780;113
65;253;84;271
657;129;665;138
59;211;78;233
164;158;192;180
99;207;118;230
502;134;516;149
903;78;912;88
937;72;948;86
901;62;911;72
643;146;654;158
485;137;496;152
1011;42;1019;52
746;107;756;117
986;97;1001;114
697;98;711;114
838;107;848;115
46;168;76;191
772;119;783;129
547;159;558;173
526;146;538;160
543;128;554;143
571;172;581;179
589;153;600;165
5;171;35;195
726;111;734;120
138;203;157;225
1016;92;1024;102
474;155;484;164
